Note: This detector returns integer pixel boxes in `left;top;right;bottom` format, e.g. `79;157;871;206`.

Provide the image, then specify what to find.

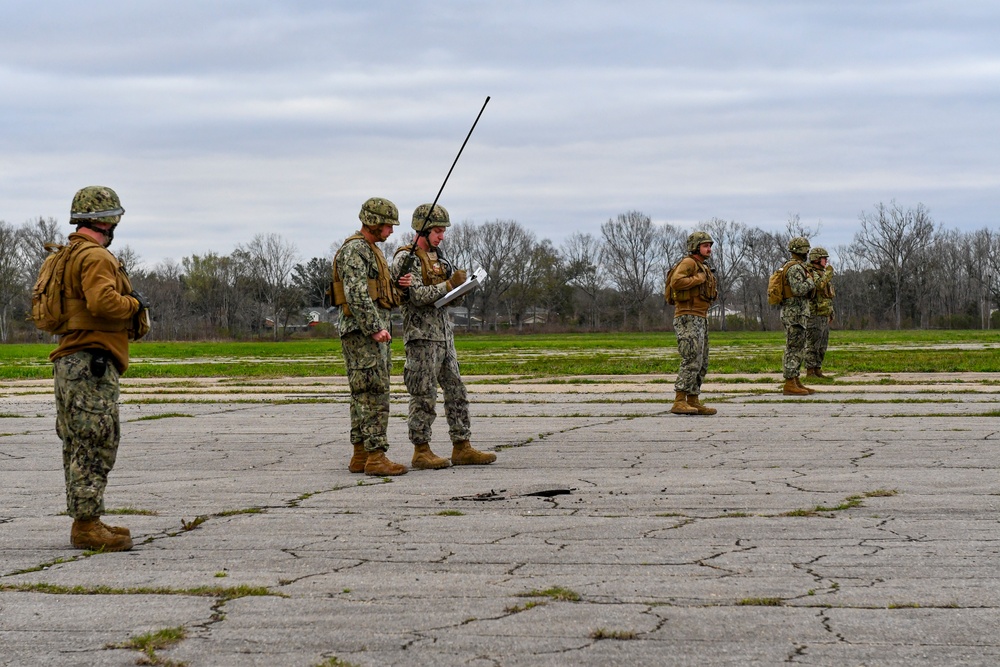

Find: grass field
1;330;998;380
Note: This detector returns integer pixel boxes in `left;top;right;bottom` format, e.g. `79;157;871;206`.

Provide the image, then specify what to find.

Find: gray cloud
1;1;998;266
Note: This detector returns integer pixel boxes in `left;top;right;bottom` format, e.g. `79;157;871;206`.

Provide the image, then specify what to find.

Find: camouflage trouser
673;315;709;394
782;319;807;379
403;339;471;445
805;315;830;369
341;331;391;452
54;351;121;520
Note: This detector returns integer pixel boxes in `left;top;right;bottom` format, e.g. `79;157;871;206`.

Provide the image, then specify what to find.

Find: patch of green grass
737;597;784;606
2;330;999;379
517;586;581;602
0;582;278;600
888;602;921;609
107;626;187;666
216;507;265;517
132;412;195;421
505;600;546;614
0;412;26;418
865;489;899;498
436;510;465;516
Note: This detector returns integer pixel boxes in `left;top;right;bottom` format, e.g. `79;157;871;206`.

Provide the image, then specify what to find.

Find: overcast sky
2;1;998;266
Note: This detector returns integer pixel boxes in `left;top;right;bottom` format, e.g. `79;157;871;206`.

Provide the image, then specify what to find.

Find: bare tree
562;232;606;329
702;218;751;330
0;221;25;341
851;201;936;329
600;211;662;330
238;233;300;339
469;220;532;330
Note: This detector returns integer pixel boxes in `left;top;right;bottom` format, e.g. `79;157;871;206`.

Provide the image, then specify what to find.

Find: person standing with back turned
50;186;150;551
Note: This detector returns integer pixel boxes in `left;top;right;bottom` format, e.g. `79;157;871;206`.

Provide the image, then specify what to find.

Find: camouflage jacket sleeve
338;240;388;336
786;262;815;298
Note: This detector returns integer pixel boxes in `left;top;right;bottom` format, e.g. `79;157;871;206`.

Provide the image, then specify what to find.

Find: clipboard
435;267;486;309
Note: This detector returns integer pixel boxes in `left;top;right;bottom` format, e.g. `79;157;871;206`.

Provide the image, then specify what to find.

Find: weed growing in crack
888;602;920;609
216;507;265;517
505;600;546;614
517;586;581;602
737;597;784;606
106;626;187;666
436;510;465;516
181;515;209;531
106;506;159;516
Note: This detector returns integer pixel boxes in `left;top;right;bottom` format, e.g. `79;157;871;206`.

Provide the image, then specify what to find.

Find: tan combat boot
671;391;700;415
99;520;131;537
782;378;810;396
364;449;408;476
451;440;497;466
806;367;819;378
813;368;831;379
686;394;717;415
349;443;367;473
71;518;133;552
795;377;817;394
412;443;451;470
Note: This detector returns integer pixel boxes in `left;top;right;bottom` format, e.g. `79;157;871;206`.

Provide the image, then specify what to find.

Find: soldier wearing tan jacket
50;186;149;552
667;231;718;415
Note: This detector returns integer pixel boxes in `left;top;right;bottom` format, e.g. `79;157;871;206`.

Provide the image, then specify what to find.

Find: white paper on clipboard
435;267;486;309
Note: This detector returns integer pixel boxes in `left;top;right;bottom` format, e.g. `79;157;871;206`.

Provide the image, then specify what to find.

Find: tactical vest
667;255;717;304
395;244;448;288
331;234;398;314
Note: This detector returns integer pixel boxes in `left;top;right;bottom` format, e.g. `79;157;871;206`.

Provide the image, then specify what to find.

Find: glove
131;290;151;311
825;264;834;276
446;269;468;291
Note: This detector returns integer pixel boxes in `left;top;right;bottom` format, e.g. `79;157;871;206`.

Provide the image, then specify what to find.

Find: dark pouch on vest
88;350;109;378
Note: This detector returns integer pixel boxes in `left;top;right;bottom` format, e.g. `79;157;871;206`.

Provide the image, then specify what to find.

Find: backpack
663;259;685;306
766;260;799;306
30;242;83;334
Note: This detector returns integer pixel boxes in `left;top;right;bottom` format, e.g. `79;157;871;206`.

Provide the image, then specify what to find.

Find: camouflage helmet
69;186;124;225
788;236;811;255
358;197;400;227
686;230;714;254
808;246;829;262
411;203;450;232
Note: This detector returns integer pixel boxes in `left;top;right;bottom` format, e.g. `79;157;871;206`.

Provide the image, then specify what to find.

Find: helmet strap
77;222;114;248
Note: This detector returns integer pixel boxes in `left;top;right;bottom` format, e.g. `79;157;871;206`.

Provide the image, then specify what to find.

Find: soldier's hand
131;291;151;311
825;264;834;276
398;273;413;288
371;329;391;343
446;269;468;290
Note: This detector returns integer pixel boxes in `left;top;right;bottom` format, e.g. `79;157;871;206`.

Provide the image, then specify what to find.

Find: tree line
1;201;997;342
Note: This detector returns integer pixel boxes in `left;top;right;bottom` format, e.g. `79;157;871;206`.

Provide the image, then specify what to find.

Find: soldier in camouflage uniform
666;231;719;415
333;197;412;476
50;186;150;552
390;203;496;468
805;247;835;379
779;236;817;396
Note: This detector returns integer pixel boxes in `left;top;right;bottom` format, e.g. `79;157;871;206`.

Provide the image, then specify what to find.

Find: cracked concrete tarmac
1;374;999;666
